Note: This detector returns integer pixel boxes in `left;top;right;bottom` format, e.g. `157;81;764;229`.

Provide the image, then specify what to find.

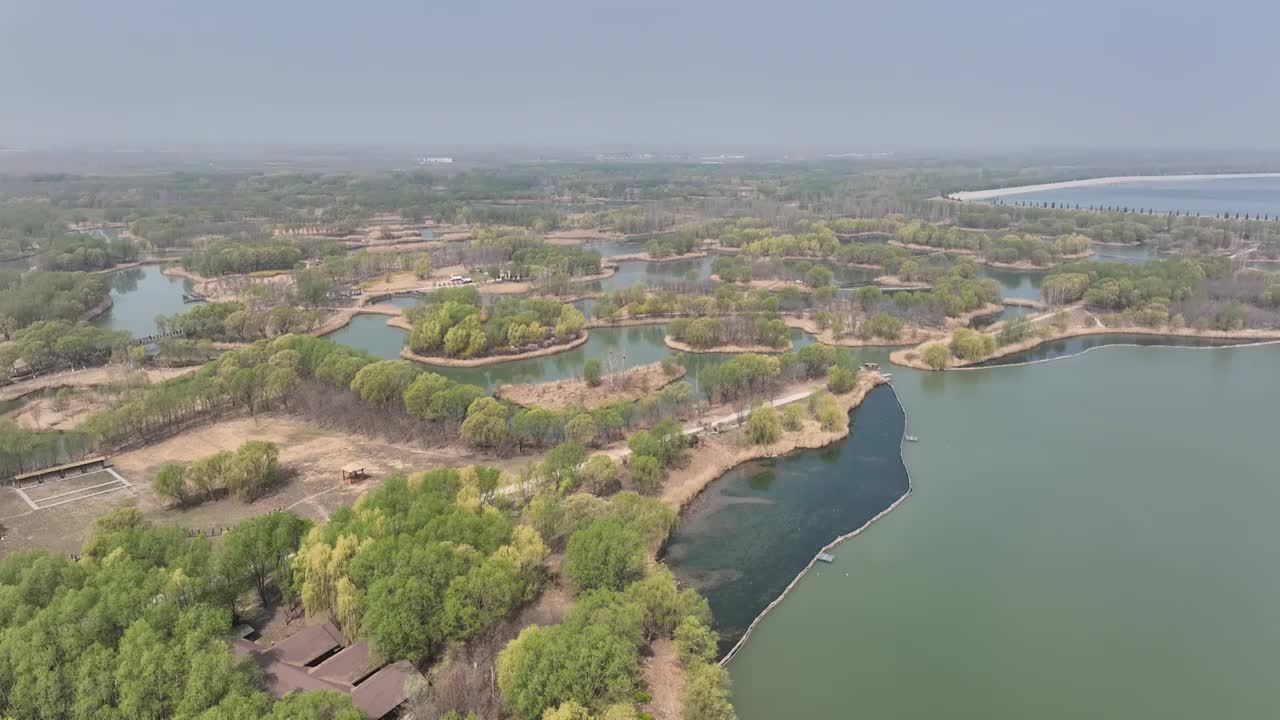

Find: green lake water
323;313;816;392
728;343;1280;719
91;264;192;337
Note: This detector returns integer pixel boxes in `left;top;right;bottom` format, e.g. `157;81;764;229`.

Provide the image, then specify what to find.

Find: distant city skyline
3;0;1276;149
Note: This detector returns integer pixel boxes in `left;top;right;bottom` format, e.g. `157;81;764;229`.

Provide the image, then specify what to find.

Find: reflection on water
663;386;910;653
92;264;192;337
971;333;1260;367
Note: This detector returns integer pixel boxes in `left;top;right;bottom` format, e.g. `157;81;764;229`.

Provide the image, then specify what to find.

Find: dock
816;552;835;563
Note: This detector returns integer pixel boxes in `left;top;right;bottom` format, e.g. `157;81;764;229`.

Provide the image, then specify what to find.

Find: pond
728;342;1280;720
91;264;192;337
969;333;1263;367
324;314;818;393
663;382;909;653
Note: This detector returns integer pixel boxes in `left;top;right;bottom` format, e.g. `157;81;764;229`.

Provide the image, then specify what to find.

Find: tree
950;328;996;361
221;511;311;607
583;359;603;388
827;365;858;394
225;441;281;502
350;360;415;406
564;519;644;592
266;690;364;720
683;664;737;720
413;256;434;280
461;397;510;449
629;455;661;495
565;413;598;446
781;404;805;431
580;455;620;495
922;343;950;370
746;405;781;445
153;462;189;507
674;617;718;666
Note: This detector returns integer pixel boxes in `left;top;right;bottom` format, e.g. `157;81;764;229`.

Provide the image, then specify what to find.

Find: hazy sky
2;0;1275;149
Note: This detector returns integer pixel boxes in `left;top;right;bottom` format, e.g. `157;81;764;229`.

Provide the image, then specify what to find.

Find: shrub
780;404;805;431
581;455;620;495
922;343;950;370
583;359;603;387
746;405;782;445
564;519;645;592
826;365;858;394
630;455;662;495
949;328;995;362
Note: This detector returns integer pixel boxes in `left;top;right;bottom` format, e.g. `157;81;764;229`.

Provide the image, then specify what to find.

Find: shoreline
660;372;887;513
889;322;1280;370
717;385;914;666
663;335;791;354
611;250;708;264
400;331;590;367
646;372;912;666
81;295;115;323
951;172;1280;201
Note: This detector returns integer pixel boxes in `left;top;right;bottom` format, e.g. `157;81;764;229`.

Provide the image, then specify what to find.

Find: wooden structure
341;463;368;484
12;456;110;487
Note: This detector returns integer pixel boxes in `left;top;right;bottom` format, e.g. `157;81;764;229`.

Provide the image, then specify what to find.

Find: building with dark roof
230;621;424;719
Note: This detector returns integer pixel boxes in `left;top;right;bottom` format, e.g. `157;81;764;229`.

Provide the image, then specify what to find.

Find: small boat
904;435;919;442
816;552;835;563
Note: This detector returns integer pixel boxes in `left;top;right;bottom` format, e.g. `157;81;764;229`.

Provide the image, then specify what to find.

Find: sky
1;0;1276;150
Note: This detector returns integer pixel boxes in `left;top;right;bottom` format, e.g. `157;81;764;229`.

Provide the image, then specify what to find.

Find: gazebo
340;463;368;484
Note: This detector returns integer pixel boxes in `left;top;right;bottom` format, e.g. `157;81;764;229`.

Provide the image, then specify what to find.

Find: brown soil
496;362;686;411
611;251;708;264
663;336;791;354
0;413;533;555
544;228;625;244
780;316;940;347
889;310;1280;370
5;389;117;431
400;332;590;368
641;638;685;720
888;240;978;255
660;372;886;511
0;364;199;402
873;274;932;289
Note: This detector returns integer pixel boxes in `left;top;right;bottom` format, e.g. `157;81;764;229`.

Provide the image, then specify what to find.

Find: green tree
827;365;858;394
564;519;645;592
629;454;661;495
922;343;950;370
746;405;782;445
583;359;603;387
153;462;189;507
221;511;311;607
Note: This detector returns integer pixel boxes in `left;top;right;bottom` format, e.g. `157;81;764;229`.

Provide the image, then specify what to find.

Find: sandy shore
890;321;1280;371
888;240;978;255
663;336;791;354
611;251;708;264
659;372;886;511
780;316;938;347
496;362;686;411
400;332;590;367
951;173;1280;201
311;303;405;336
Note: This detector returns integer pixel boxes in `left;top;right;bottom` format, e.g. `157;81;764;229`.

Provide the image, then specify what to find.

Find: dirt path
0;365;199;402
642;638;685;720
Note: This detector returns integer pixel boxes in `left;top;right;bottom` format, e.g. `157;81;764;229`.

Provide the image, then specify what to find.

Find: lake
728;343;1280;720
324;313;817;393
91;264;192;337
989;176;1280;217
